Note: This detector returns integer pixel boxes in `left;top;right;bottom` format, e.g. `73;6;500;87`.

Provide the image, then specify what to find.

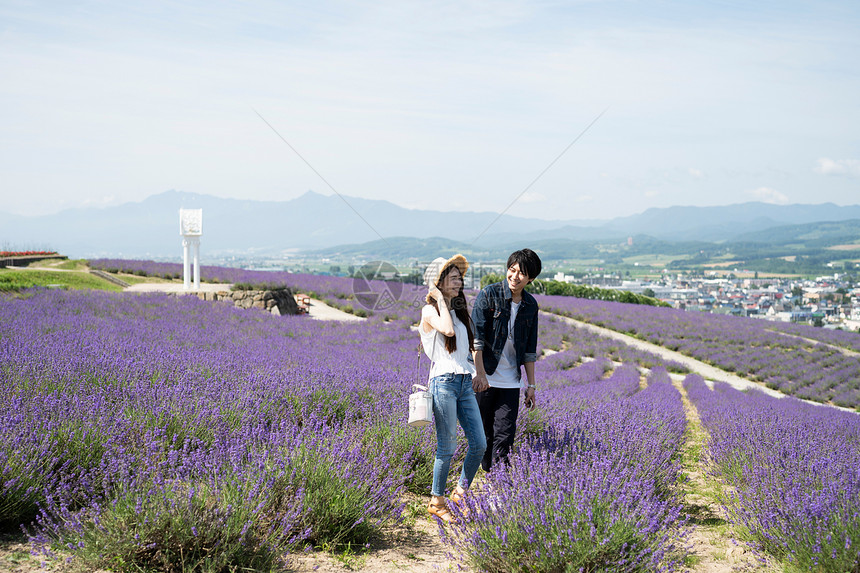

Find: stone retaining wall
196;288;300;316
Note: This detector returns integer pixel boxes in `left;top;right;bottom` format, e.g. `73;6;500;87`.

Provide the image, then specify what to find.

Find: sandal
449;488;470;517
428;500;455;523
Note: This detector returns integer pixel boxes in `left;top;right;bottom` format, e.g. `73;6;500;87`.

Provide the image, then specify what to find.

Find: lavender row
766;319;860;353
1;289;435;569
538;313;689;374
684;375;860;571
538;294;860;408
446;368;689;572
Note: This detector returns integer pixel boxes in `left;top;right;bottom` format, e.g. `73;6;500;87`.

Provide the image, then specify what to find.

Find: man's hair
507;249;542;282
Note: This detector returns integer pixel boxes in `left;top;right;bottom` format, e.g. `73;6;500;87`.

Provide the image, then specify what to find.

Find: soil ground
671;376;780;573
289;496;467;573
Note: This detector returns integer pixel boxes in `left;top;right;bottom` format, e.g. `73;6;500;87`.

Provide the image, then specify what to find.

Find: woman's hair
430;264;474;353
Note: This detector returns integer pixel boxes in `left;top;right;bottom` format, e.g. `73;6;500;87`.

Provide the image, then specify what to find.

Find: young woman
420;254;487;522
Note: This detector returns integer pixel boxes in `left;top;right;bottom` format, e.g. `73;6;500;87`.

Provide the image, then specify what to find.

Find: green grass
0;269;122;292
25;258;87;270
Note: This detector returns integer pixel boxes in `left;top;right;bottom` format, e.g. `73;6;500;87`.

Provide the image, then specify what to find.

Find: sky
1;0;859;222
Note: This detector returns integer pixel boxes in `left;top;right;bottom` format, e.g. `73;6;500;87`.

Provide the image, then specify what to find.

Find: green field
0;268;123;292
28;258;89;271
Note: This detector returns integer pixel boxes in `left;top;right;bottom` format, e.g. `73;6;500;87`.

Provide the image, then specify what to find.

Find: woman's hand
428;284;443;302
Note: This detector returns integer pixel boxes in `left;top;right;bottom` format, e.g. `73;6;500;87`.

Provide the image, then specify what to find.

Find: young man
471;248;542;471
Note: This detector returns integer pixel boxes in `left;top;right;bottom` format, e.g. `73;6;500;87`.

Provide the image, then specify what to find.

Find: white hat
423;254;469;303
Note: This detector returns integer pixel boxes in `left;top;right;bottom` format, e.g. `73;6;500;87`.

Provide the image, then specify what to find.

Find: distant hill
1;190;859;259
311;234;721;263
601;203;860;241
0;190;582;258
731;219;860;247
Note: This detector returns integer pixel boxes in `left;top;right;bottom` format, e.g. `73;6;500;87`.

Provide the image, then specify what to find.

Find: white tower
179;208;203;291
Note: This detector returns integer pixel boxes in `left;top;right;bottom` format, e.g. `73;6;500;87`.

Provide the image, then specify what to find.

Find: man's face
506;263;529;295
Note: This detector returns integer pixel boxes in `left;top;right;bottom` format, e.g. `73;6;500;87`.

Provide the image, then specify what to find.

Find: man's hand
524;387;536;409
472;372;489;393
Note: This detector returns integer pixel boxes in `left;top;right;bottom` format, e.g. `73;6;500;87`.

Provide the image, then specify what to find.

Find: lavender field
5;264;860;572
684;376;860;571
2;288;694;571
539;295;860;408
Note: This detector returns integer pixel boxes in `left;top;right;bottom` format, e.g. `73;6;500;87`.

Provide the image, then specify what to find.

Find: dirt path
670;375;779;573
303;298;365;322
0;532;48;573
768;328;860;357
124;282;231;293
290;497;464;572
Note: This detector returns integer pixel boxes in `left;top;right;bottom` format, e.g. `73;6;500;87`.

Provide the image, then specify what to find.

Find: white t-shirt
487;300;522;389
420;309;476;379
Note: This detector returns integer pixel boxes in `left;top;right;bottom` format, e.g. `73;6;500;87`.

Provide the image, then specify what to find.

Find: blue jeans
430;373;487;497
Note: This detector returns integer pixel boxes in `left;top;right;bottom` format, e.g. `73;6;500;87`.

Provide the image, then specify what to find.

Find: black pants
476;386;520;472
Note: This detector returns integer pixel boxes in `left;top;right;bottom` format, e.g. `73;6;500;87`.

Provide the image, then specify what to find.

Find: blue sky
1;0;858;221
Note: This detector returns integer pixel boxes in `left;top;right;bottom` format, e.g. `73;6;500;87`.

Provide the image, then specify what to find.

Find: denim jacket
471;280;539;377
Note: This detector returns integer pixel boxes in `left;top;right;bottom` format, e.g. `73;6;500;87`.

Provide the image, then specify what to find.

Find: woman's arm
421;289;455;337
471;287;488;350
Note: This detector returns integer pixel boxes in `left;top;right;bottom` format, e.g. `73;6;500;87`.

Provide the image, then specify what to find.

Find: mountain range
2;190;859;260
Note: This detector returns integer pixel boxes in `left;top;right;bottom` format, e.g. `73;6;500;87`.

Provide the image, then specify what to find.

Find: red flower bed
0;251;59;257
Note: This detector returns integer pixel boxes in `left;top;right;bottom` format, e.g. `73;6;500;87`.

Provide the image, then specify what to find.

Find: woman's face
439;266;462;299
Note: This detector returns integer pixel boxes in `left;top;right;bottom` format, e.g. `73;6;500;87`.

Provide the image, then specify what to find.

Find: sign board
179;209;203;236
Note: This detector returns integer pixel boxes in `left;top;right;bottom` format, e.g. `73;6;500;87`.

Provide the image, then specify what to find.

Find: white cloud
747;187;789;204
573;195;593;203
644;190;660;198
688;168;704;178
815;158;860;177
519;191;546;203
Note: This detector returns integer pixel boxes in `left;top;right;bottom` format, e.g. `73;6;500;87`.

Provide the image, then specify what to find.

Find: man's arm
524;307;539;363
472;349;489;392
471;288;489;392
523;361;536;408
523;307;539;408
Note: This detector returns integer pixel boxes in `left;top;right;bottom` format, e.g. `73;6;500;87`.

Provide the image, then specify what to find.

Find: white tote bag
408;340;434;427
408;384;433;427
